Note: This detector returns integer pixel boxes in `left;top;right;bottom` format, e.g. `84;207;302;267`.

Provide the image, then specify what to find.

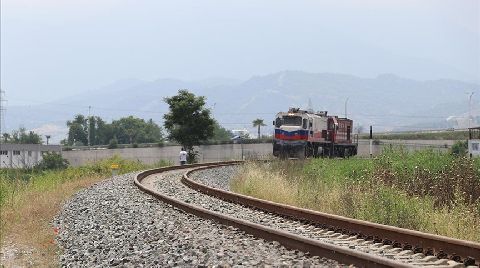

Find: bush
231;149;480;241
35;152;69;170
108;138;118;149
451;140;468;156
187;149;199;164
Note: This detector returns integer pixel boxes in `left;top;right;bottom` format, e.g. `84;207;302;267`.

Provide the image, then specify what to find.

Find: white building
468;127;480;158
0;144;62;168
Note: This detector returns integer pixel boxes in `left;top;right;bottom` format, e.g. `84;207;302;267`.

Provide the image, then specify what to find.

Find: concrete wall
357;139;453;156
62;140;456;167
62;143;273;167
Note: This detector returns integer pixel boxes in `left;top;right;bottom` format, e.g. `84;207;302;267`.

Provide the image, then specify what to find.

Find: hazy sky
1;0;479;105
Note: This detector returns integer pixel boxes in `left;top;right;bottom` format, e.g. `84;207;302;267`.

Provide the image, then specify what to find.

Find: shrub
108;138;118;149
231;149;480;241
451;140;468;156
35;152;69;170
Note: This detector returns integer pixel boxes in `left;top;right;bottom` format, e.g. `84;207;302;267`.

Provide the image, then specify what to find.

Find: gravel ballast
54;170;340;267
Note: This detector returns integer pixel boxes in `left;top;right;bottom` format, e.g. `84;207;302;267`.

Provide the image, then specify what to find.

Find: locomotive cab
273;110;321;159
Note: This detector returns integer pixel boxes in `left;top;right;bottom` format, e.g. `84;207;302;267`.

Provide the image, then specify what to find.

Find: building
0;144;62;168
468;127;480;157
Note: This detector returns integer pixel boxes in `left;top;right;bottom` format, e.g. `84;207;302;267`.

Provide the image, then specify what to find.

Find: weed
231;149;480;242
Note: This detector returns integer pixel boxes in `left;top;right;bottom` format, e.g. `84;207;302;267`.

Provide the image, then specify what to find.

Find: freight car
273;108;357;159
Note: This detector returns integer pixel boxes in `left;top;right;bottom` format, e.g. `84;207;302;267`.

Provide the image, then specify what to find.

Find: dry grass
0;156;170;267
231;155;480;242
230;166;299;206
1;175;106;267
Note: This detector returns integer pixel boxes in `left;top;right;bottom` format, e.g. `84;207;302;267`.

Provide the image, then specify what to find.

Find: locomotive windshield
279;116;302;126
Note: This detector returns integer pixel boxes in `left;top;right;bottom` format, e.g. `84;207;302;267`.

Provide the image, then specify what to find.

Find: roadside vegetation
231;148;480;242
0;155;170;267
359;130;469;140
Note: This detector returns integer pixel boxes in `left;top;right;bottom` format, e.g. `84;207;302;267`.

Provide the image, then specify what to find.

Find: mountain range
5;71;480;143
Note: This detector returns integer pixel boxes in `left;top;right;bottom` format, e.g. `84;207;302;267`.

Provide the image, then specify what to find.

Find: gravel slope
54;171;340;267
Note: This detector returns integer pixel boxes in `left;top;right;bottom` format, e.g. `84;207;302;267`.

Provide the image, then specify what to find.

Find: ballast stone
53;170;339;267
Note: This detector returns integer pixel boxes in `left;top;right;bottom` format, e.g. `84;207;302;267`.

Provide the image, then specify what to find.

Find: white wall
468;139;480;157
0;144;61;168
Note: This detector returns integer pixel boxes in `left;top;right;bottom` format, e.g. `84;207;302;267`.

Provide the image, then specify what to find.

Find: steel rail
135;162;414;268
182;162;480;266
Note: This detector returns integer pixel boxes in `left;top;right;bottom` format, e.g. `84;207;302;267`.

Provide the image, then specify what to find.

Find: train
273;108;358;158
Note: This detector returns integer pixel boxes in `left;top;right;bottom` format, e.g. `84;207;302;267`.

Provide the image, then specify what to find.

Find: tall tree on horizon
252;118;266;139
164;89;215;163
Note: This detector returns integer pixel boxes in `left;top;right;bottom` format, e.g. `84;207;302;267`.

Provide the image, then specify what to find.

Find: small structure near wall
468;127;480;157
0;144;62;169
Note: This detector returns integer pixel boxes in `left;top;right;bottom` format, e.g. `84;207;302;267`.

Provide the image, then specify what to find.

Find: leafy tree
35;152;69;170
451;140;468;156
210;121;233;142
67;114;88;145
95;117;114;145
252;119;266;139
66;115;163;146
164;90;215;162
108;137;118;149
5;127;43;144
143;119;164;143
112;116;163;144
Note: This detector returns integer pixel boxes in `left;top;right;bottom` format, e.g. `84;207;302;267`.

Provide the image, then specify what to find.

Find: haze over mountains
6;71;480;143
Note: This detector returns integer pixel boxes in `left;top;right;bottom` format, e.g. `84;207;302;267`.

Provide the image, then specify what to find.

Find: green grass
231;150;480;242
0;156;170;207
359;130;469;140
0;156;171;267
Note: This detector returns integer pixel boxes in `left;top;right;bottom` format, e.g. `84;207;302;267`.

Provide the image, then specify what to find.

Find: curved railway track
134;161;480;267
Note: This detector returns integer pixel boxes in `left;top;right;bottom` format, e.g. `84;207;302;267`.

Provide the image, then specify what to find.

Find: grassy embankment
231;148;480;242
0;156;169;267
359;130;469;140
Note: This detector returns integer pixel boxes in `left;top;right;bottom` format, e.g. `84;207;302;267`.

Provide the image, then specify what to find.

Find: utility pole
0;90;5;145
468;92;474;128
344;97;349;118
369;125;373;158
87;105;91;149
46;135;51;145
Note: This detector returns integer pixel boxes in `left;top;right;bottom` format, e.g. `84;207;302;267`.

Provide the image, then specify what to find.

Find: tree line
64;115;163;146
2;90;267;160
2;127;43;144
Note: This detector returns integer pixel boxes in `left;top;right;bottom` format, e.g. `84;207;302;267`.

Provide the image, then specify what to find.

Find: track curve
135;161;480;267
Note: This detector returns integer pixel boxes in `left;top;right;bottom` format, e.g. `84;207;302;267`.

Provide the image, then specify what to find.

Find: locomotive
273;108;357;158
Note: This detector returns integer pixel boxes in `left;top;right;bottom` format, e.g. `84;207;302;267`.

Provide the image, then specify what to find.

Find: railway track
135;161;480;267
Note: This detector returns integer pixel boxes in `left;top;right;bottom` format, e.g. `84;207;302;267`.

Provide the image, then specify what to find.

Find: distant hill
5;71;480;143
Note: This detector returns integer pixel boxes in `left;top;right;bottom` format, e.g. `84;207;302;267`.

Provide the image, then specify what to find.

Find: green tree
252;118;266;139
451;140;468;156
66;114;163;146
210;121;233;143
112;116;163;144
95;117;114;145
67;114;88;145
7;127;43;144
164;90;215;162
35;152;69;170
108;137;118;149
